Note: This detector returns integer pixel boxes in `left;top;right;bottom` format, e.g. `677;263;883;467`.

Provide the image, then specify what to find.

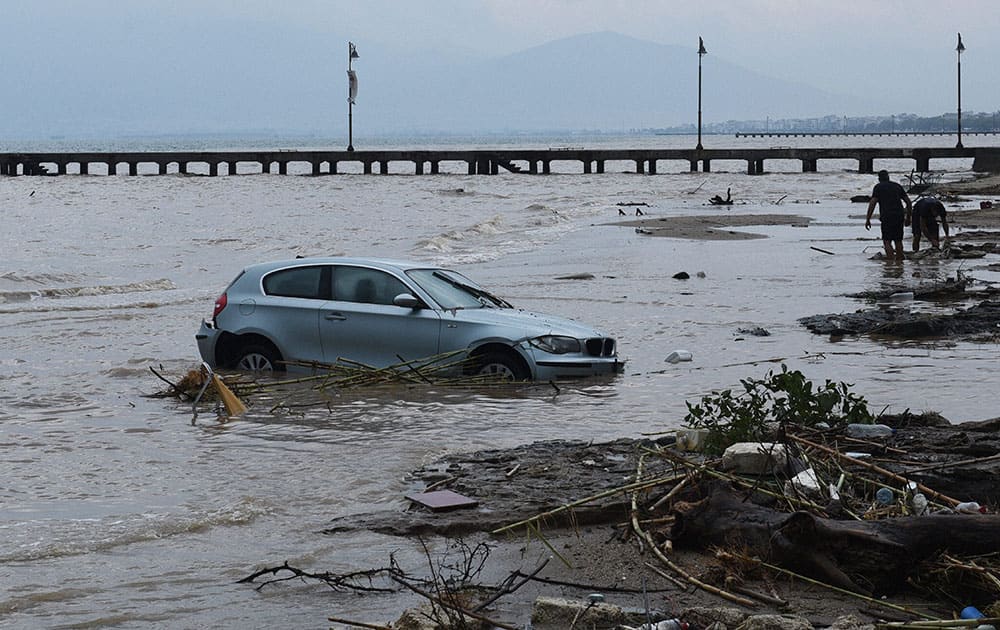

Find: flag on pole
698;37;707;55
956;33;965;52
347;70;358;104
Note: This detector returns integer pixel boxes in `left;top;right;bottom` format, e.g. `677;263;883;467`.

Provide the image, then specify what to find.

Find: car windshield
406;269;513;310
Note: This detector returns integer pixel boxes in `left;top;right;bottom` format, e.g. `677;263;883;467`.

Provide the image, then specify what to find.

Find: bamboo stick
731;554;939;621
788;434;961;507
630;454;757;608
491;472;686;535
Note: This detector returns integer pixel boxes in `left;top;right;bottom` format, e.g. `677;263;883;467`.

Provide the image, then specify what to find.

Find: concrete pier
1;146;995;176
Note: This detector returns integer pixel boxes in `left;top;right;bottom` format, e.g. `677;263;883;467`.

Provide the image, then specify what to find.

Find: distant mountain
367;32;880;133
0;24;878;138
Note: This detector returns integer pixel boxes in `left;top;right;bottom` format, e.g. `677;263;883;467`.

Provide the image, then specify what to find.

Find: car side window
262;266;324;299
333;266;410;306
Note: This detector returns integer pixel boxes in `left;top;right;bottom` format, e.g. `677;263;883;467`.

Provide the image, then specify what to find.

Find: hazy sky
3;1;998;137
162;0;997;100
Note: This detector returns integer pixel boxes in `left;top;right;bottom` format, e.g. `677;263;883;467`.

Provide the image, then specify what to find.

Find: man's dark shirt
871;181;907;218
913;197;946;224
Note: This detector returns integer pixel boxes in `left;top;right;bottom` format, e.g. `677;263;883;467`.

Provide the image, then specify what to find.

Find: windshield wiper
433;271;513;309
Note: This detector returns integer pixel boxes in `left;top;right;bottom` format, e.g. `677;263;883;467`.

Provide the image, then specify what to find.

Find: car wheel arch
468;342;532;380
216;332;284;370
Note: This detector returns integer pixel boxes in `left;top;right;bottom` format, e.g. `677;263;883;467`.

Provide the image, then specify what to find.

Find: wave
414;214;507;254
0;279;177;304
0;497;272;563
0;270;83;284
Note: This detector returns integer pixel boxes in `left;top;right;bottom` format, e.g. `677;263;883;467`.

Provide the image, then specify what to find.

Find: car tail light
212;292;228;320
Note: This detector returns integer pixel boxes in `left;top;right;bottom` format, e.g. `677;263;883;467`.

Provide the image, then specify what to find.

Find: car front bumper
525;344;625;380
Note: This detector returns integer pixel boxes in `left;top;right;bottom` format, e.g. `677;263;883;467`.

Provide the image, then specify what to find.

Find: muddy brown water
2;134;999;626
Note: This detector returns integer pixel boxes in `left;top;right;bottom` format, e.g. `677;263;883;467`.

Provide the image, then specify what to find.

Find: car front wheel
474;351;529;381
235;343;282;374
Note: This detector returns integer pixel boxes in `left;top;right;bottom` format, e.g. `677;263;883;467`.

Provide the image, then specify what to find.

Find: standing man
865;170;912;261
912;195;950;251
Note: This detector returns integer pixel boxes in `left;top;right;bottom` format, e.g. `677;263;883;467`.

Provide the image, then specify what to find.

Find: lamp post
347;41;359;152
696;37;707;151
956;33;965;149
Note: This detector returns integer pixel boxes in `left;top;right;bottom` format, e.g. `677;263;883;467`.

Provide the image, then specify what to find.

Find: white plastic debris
785;467;823;497
720;442;789;475
665;350;693;364
675;428;710;452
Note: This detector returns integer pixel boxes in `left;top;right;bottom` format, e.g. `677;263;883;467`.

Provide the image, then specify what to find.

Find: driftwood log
670;481;1000;595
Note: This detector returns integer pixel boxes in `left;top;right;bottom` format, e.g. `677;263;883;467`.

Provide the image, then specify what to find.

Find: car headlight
529;335;581;354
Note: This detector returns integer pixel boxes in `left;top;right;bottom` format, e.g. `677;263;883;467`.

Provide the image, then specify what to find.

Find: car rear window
263;266;324;299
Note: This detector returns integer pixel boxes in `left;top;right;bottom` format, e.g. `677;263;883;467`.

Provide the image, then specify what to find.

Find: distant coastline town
645;110;1000;135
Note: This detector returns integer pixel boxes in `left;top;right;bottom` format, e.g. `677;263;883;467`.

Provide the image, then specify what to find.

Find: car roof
244;257;437;275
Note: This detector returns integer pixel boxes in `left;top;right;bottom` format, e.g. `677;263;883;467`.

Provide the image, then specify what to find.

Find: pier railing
2;146;998;176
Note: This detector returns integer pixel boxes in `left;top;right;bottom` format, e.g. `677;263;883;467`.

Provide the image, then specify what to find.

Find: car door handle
325;312;347;321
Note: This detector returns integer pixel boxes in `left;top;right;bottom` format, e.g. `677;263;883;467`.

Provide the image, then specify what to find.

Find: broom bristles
212;374;247;416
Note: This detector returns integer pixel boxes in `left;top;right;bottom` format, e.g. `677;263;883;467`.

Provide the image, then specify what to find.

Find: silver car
195;257;623;380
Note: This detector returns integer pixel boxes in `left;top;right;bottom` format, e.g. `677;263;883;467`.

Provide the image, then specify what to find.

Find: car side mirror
393;293;422;309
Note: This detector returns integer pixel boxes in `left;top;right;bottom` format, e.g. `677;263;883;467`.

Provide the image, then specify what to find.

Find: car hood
441;307;607;339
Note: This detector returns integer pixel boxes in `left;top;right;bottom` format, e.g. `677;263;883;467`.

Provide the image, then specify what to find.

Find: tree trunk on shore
670;481;1000;595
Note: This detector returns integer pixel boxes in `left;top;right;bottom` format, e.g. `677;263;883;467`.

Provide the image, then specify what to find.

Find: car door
319;265;442;368
257;264;327;364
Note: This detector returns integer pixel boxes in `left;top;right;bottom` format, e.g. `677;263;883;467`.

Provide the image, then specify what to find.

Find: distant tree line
646;111;1000;135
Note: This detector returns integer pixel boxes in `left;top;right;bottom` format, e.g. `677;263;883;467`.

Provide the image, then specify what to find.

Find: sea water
1;133;998;627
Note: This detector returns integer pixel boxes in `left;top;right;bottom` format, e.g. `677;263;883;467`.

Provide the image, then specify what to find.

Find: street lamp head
349;41;360;59
956;33;965;53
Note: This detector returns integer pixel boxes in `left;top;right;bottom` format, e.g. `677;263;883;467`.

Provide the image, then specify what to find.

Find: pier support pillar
129;162;138;176
330;161;338;175
209;163;219;177
431;162;439;174
858;157;874;174
597;160;605;173
648;160;657;175
747;160;756;175
312;161;321;176
81;162;89;175
529;161;538;174
690;160;698;172
158;162;167;175
280;162;289;175
179;162;188;175
543;161;551;174
58;162;67;175
915;157;930;172
263;161;271;174
635;160;644;174
802;159;816;173
379;161;389;174
415;161;424;175
583;161;592;174
364;162;373;175
490;161;498;175
108;162;117;176
467;161;475;175
702;160;711;173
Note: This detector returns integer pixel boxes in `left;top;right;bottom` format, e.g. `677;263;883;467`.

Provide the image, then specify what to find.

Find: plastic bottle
665;350;693;364
961;606;984;619
956;502;986;514
875;487;894;505
845;423;895;439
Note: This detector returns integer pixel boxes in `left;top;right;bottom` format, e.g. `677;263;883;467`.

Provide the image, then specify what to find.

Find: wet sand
613;213;812;240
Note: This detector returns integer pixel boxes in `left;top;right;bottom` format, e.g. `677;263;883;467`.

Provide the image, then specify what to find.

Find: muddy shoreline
322;415;1000;629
